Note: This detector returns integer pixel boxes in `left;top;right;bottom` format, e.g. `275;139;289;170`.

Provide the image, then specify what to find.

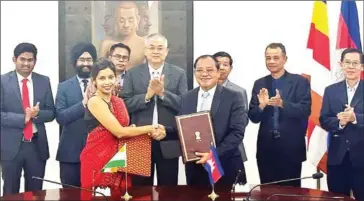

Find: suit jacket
55;76;88;163
223;80;248;162
1;71;55;161
180;85;248;182
122;62;188;159
319;80;364;168
248;71;311;163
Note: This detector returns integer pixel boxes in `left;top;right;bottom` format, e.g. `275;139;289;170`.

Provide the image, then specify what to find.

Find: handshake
149;124;167;141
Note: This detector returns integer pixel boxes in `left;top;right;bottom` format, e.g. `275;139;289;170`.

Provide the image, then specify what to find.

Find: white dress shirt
148;63;164;79
147;63;164;125
16;71;37;133
346;80;359;105
196;85;217;112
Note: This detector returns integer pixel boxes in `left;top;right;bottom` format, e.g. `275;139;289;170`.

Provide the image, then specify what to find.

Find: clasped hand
146;74;165;100
149;124;166;141
25;102;40;123
337;104;356;127
257;88;283;108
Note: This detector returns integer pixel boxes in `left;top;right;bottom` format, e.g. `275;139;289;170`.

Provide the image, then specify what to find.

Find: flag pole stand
121;170;132;200
208;184;219;201
121;144;132;200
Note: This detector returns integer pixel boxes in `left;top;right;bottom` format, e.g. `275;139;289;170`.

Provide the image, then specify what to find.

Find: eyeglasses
112;54;129;61
343;60;361;68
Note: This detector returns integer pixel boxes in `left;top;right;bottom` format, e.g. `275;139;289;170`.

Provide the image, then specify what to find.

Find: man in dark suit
213;51;248;164
320;48;364;201
55;43;97;187
108;43;131;98
123;33;187;186
248;43;311;187
0;43;55;195
180;55;248;188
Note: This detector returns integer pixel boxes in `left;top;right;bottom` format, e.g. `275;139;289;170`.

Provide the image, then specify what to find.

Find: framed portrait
59;1;194;89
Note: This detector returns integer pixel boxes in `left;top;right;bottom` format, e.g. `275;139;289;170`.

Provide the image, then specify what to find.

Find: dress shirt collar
346;79;360;91
198;84;217;99
16;71;33;84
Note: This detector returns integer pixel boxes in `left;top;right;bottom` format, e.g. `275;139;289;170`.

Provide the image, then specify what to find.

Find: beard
76;65;91;78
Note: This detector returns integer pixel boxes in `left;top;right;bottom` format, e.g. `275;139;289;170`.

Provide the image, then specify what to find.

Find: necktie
22;79;33;140
152;71;160;125
120;73;125;88
81;79;88;93
199;91;210;111
272;81;279;130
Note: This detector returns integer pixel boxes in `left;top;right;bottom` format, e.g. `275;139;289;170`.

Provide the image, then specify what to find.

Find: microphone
231;170;242;193
265;193;345;201
32;176;108;201
244;172;323;201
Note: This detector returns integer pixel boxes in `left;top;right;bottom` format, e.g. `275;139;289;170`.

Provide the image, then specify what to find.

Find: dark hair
109;43;131;56
213;51;233;67
193;55;220;70
265;43;287;56
90;58;116;80
13;42;37;60
340;48;364;64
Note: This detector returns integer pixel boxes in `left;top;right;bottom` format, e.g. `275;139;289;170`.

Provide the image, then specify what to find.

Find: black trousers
60;162;81;187
132;141;179;186
328;152;364;201
257;156;302;187
1;140;46;196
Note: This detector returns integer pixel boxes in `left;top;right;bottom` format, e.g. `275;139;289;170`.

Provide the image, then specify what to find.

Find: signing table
1;185;355;200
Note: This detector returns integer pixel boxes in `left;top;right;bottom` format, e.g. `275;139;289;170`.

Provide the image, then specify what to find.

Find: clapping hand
24;107;32;123
267;89;283;108
150;124;166;141
30;102;40;118
257;88;269;109
337;104;356;126
150;74;165;97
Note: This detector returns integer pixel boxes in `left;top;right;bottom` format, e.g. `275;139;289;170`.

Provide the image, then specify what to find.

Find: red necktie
22;79;33;140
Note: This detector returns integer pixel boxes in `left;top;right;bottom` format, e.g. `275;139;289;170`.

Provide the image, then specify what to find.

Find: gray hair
145;33;168;47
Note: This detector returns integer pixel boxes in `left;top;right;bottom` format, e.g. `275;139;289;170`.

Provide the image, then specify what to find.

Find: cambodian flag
203;145;224;185
336;0;363;79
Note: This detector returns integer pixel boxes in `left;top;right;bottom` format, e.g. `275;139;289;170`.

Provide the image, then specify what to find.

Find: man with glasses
123;33;187;186
55;42;97;187
109;43;131;98
320;48;364;201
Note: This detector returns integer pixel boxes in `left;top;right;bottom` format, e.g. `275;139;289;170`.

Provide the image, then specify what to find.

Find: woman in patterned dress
80;58;165;197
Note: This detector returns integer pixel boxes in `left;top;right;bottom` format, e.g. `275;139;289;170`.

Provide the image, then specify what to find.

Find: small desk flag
101;144;127;173
203;145;224;185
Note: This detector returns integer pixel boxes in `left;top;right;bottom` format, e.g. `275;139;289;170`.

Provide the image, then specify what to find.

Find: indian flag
101;144;127;173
